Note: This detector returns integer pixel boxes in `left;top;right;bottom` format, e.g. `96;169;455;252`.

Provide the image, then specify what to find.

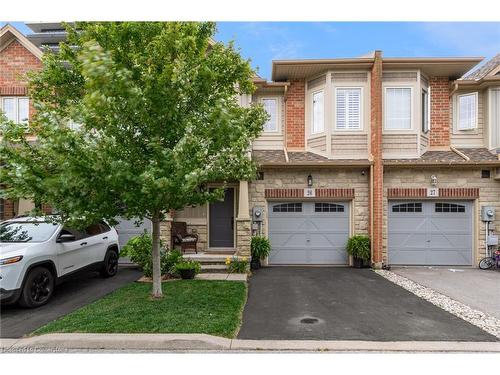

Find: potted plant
250;236;271;270
174;260;201;279
346;235;371;268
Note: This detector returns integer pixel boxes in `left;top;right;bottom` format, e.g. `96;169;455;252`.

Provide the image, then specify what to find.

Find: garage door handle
80;242;88;246
426;240;431;243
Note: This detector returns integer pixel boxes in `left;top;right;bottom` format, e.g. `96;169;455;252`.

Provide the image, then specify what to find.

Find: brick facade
285;80;305;150
429;77;451;147
0;39;41;93
265;188;355;199
370;51;384;267
387;187;480;199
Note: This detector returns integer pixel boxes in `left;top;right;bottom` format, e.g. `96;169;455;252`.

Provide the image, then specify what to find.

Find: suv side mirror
57;233;76;243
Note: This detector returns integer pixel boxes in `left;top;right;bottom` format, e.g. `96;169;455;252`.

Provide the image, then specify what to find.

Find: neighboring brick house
3;23;500;268
0;24;42;220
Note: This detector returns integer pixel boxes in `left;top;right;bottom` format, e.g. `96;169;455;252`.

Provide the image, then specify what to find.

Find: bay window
421;88;429;133
457;92;478;130
1;97;29;125
490;89;500;149
336;87;362;130
311;90;324;134
385;87;412;130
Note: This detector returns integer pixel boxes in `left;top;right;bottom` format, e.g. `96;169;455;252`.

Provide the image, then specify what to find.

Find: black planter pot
250;258;261;270
352;257;367;269
179;268;196;279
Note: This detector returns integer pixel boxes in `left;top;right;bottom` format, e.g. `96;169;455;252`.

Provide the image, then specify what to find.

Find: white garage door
267;201;350;265
115;217;152;248
388;201;473;266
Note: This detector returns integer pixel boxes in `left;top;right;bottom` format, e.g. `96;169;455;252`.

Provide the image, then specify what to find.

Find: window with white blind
262;98;278;132
384;88;412;130
458;93;477;130
311;90;324;134
335;87;362;130
490;88;500;149
1;97;29;125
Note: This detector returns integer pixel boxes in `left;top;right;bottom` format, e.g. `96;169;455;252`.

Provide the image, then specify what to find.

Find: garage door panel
388;201;472;266
268;201;349;265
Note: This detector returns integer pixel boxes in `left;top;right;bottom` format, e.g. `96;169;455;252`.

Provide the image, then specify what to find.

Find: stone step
183;253;240;264
200;264;228;273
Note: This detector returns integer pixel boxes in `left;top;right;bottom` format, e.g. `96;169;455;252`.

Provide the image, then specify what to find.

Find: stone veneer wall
249;167;370;237
236;219;251;257
383;167;500;264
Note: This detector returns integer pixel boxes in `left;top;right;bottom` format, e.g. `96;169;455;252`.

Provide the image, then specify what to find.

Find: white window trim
260;97;281;134
384;86;413;131
457;92;478;131
488;87;500;150
334;86;363;131
311;89;325;135
1;96;29;125
421;88;430;134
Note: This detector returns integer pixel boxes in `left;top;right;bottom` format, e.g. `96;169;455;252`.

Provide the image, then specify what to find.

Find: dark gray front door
209;188;235;248
388;200;473;265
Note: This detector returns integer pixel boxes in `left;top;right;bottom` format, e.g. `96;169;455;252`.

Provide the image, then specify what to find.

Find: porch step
200;264;228;273
204;248;237;255
183;253;236;264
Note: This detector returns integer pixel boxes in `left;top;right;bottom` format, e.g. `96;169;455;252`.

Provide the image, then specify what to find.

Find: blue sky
3;22;500;80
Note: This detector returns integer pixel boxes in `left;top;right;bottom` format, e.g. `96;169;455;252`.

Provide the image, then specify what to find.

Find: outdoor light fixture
307;174;313;187
430;175;438;186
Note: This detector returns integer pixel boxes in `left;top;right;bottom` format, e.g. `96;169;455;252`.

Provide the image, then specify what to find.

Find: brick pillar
1;198;16;220
235;219;251;257
370;51;383;268
429;77;451;147
285;80;305;150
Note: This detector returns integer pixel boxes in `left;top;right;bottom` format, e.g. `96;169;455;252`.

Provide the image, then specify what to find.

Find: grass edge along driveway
33;280;247;338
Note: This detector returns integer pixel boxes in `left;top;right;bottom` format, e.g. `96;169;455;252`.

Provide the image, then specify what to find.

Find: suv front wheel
19;266;55;308
100;249;119;278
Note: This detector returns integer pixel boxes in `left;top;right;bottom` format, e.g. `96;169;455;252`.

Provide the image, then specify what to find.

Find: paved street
238;267;497;341
1;267;142;338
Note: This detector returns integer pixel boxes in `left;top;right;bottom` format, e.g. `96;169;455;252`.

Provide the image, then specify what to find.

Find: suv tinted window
99;221;111;233
85;223;104;237
59;227;85;241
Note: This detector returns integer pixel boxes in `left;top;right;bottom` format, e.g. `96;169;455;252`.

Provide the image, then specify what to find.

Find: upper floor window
311;90;324;134
262;98;278;132
385;88;412;130
336;88;361;130
1;97;29;125
421;88;429;133
458;92;478;130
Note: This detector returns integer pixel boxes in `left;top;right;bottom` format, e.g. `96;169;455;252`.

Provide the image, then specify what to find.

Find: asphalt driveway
0;267;142;338
392;267;500;320
238;267;497;341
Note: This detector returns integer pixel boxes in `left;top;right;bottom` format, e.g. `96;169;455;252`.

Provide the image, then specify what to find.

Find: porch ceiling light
307;174;313;188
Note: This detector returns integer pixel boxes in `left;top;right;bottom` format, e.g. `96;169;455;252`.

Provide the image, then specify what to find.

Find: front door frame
207;183;238;249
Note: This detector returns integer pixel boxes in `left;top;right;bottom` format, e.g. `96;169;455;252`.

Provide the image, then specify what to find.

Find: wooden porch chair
171;221;198;254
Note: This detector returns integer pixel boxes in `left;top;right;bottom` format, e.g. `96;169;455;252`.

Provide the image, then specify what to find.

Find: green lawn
33;280;247;338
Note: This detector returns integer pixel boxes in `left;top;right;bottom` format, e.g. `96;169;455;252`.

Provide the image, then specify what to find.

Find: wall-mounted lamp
307;174;313;187
430;175;438;186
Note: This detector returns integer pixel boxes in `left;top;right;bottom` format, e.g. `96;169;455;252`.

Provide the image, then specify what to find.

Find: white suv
0;217;120;308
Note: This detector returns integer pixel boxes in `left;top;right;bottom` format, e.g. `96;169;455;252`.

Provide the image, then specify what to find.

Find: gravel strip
375;269;500;339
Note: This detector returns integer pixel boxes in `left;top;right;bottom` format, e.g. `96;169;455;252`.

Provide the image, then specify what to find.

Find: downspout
283;84;289;163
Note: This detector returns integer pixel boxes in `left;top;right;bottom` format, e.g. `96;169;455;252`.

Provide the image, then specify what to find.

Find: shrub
174;260;201;275
346;235;371;261
121;233;182;277
225;256;248;273
164;249;183;276
251;236;271;259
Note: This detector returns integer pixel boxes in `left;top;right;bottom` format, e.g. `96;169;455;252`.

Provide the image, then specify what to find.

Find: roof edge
0;23;43;60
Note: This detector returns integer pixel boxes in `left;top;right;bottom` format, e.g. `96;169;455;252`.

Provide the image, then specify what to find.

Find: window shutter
385;88;411;130
336;88;361;130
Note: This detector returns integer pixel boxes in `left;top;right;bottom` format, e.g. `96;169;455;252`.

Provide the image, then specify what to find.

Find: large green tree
0;22;266;297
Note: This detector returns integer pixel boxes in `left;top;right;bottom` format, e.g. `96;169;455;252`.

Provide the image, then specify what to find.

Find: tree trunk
151;212;163;298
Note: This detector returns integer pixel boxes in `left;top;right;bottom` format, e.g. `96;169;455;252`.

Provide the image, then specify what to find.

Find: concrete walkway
1;333;500;353
391;267;500;319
